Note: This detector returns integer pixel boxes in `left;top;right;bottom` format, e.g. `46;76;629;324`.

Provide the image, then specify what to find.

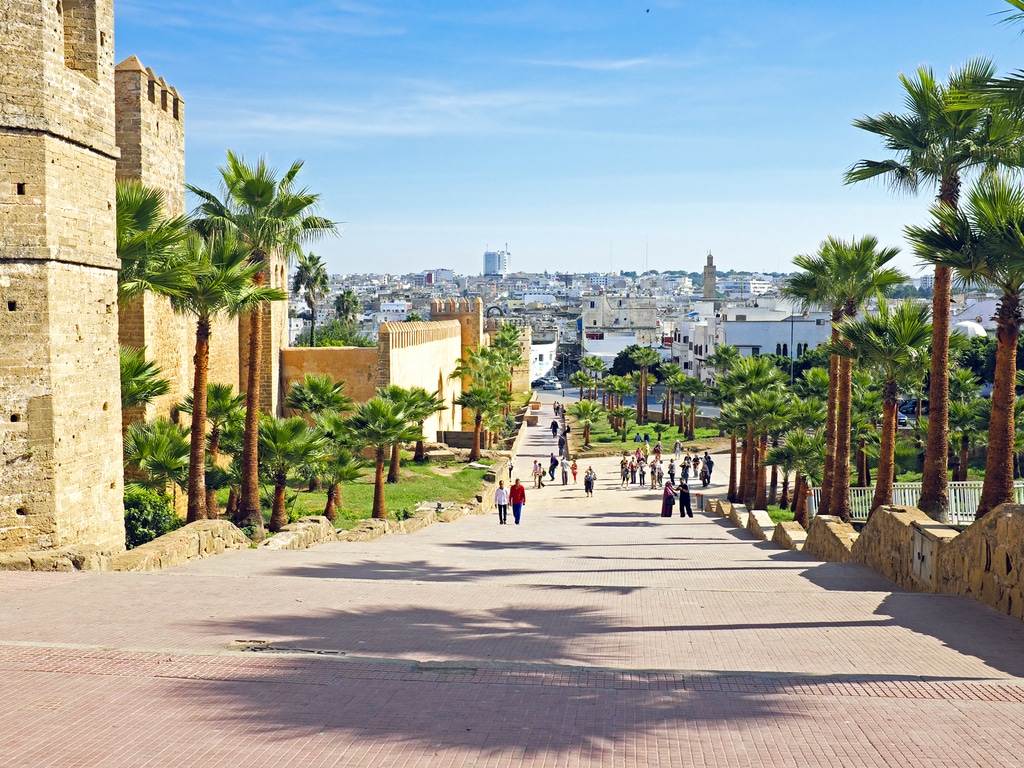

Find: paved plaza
3;411;1024;767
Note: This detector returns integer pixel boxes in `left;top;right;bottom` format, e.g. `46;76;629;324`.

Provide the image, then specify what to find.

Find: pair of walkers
661;479;693;518
494;479;527;525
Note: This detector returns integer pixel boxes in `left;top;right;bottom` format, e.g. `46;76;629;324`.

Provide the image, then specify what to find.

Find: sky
115;0;1024;278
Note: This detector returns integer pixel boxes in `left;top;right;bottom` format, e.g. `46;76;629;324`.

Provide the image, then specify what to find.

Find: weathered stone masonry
0;0;125;552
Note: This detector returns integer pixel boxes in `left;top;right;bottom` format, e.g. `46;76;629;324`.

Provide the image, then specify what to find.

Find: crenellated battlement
378;320;461;350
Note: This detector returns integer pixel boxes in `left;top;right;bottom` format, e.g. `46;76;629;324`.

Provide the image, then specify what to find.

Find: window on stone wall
148;80;156;102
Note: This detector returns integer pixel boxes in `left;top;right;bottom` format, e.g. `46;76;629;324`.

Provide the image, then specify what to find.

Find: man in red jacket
510;478;526;525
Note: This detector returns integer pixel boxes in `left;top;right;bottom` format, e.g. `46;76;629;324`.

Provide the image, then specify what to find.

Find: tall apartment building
483;249;510;277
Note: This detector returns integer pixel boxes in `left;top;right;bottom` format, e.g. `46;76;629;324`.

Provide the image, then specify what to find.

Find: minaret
702;251;717;300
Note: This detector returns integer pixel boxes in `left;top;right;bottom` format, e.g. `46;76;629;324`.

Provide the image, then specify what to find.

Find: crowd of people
496;400;716;525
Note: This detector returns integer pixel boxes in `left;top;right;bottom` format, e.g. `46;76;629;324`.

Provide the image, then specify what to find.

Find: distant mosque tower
702;251;717;300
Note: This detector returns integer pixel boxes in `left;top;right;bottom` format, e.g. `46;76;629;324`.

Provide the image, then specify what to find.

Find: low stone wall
772;522;807;551
728;503;750;530
851;506;958;593
746;509;775;541
109;520;250;572
935;504;1024;620
803;516;858;563
261;516;338;551
0;546;116;572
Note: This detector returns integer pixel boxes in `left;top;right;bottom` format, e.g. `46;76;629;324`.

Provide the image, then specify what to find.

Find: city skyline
115;1;1024;277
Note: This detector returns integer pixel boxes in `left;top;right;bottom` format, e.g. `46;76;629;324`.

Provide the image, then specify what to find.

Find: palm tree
179;382;247;518
715;406;747;504
568;400;604;447
628;347;662;424
188;151;338;536
678;377;705;439
949;398;990;482
580;356;608;401
123;419;190;498
784;429;826;529
286;374;354;418
454;386;499;461
115;180;191;302
608;407;635;443
333;288;361;326
292;251;329;347
834;301;932;514
319;445;366;521
784;236;906;522
907;174;1024;517
119;345;170;416
792;367;830;401
344;397;421;519
257;416;323;532
845;58;1024;521
378;385;416;483
403;387;447;462
569;370;593;401
171;232;284;524
705;344;740;383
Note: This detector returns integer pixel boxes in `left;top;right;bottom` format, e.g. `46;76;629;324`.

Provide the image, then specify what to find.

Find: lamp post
789;310;796;385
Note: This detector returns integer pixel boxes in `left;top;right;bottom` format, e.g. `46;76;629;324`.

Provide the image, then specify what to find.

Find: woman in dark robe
661;480;676;517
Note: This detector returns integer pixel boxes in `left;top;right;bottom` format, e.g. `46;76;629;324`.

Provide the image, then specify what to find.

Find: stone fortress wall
0;0;126;552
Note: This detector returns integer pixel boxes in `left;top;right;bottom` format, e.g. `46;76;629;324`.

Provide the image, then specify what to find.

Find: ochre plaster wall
281;347;379;405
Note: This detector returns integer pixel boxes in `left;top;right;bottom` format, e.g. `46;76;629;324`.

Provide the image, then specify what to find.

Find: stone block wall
0;0;126;554
851;506;958;593
109;519;250;572
935;504;1024;621
803;516;857;563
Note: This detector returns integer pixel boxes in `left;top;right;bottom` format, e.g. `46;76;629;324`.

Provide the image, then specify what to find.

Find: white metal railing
807;481;1024;526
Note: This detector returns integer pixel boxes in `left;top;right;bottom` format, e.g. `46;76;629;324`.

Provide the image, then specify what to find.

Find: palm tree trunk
819;323;841;517
688;396;696;440
919;264;951;521
269;475;288;532
186;318;211;523
584;423;592;447
977;296;1021;518
830;355;853;522
239;294;266;537
779;477;790;511
754;434;768;510
206;428;221;518
469;414;482;461
871;390;899;516
793;474;808;529
728;433;738;503
226;487;238;520
323;483;339;522
739;427;752;505
387;442;401;483
372;448;388;519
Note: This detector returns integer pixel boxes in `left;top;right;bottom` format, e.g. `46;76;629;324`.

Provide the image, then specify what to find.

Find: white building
376;301;412;325
483;249;510;277
717;276;775;298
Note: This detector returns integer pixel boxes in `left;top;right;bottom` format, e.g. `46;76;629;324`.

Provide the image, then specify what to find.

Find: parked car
899;399;928;415
541;380;563;390
897;414;908;427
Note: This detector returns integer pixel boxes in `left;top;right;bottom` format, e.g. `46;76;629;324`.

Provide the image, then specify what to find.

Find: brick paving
3;403;1024;766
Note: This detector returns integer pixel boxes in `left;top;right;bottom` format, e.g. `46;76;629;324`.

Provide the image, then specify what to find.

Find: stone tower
429;298;485;428
113;56;241;426
702;251;717;300
0;0;126;552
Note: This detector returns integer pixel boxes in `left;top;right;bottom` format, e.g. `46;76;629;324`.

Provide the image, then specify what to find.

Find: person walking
661;479;677;517
629;458;638;485
571;460;578;483
561;457;569;485
681;458;690;483
679;480;693;518
548;452;559;481
667;459;676;486
584;467;596;497
494;480;510;524
620;454;630;488
638;457;647;487
703;452;714;482
551;420;559;439
510;478;526;525
532;460;545;488
673;439;682;461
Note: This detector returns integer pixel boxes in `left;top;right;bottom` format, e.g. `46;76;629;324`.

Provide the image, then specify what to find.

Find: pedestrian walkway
2;412;1024;766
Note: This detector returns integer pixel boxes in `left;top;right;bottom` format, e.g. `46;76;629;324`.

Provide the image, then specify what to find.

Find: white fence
807;481;1024;526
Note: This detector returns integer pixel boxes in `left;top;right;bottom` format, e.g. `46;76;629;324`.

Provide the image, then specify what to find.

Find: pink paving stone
2;402;1024;766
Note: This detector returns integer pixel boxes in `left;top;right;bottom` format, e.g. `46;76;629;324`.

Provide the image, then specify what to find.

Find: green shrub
124;486;182;549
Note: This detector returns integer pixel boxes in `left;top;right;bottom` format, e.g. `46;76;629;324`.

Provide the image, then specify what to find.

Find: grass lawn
218;459;491;531
579;415;719;449
766;504;795;524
